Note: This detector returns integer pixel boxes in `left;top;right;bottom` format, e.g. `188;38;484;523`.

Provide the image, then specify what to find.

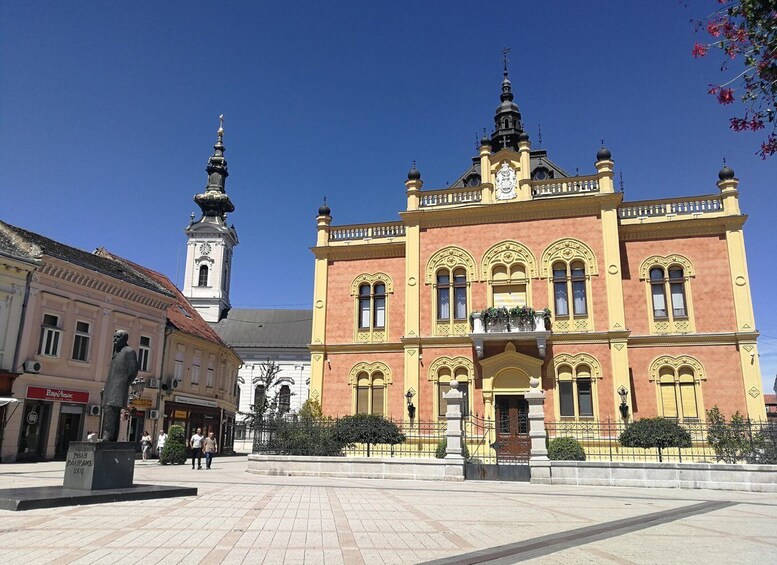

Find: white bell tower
182;116;238;322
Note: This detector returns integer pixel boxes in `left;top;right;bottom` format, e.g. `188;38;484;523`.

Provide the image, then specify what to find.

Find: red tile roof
98;250;229;348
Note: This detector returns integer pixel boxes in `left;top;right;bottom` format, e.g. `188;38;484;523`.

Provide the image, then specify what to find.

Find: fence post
443;380;465;460
526;375;551;484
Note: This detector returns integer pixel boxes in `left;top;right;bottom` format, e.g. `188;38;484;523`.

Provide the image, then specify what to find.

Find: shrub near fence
253;416;446;459
546;418;777;463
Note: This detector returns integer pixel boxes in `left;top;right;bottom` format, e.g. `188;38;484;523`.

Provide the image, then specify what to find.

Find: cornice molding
311;242;406;261
39;260;173;312
620;216;746;241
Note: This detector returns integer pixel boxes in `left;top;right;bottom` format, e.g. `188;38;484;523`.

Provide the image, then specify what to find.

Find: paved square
0;456;774;564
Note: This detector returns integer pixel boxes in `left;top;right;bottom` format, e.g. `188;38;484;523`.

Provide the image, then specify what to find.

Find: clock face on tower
199;243;212;256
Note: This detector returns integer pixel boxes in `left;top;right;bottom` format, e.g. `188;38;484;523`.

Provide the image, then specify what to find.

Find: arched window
437;366;470;418
553;261;587;317
198;264;209;287
278;385;291;414
355;371;385;416
437;268;467;321
557;364;594;418
650;266;688;319
254;384;265;408
491;263;528;308
357;282;386;330
659;365;700;421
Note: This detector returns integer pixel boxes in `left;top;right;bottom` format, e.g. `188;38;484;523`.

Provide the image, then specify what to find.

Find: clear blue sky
2;1;776;394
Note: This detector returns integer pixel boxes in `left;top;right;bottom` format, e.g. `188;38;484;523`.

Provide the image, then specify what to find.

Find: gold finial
218;114;224;137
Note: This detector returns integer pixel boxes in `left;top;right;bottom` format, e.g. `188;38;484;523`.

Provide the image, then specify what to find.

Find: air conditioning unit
148;409;160;420
146;377;159;389
88;405;101;417
171;379;181;390
23;360;42;373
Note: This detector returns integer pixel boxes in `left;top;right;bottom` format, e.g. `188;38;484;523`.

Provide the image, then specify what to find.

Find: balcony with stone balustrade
469;309;550;360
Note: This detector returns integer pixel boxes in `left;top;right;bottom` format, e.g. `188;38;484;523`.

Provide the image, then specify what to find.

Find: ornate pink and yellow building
309;69;766;434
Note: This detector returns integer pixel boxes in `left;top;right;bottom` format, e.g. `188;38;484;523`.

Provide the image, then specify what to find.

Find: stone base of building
63;441;136;490
247;454;464;482
549;461;777;493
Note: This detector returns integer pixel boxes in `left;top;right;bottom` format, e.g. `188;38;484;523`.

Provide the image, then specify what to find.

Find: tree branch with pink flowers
692;0;777;158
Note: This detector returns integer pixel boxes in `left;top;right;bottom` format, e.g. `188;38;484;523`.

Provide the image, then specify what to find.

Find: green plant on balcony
481;306;509;325
542;307;552;330
509;306;536;327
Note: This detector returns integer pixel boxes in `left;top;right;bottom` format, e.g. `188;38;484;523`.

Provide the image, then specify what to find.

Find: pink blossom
717;88;735;104
692;43;708;58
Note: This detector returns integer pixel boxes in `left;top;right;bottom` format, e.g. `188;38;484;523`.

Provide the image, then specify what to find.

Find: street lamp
617;385;629;420
405;388;416;419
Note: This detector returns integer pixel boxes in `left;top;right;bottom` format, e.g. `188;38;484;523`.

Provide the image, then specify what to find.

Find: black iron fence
252;415;446;459
546;418;777;464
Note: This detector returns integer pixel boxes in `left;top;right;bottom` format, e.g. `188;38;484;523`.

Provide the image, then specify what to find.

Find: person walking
189;427;204;470
140;430;152;462
202;431;218;469
156;429;167;460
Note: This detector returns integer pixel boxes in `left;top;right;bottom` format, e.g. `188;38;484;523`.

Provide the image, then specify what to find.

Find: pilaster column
310;212;331;403
526;376;551;484
518;139;532;200
479;143;493;203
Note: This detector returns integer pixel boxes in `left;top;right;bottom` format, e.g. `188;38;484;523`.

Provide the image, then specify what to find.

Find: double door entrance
495;395;530;460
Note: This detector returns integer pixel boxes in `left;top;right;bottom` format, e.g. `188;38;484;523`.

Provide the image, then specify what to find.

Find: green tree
160;424;187;465
619;418;692;462
331;414;406;457
298;398;324;421
238;359;287;430
692;1;777;157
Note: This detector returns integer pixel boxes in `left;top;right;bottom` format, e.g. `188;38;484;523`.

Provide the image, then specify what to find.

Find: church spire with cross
183;115;239;323
490;48;524;153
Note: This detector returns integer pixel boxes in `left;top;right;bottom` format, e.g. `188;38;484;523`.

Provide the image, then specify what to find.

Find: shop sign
173;410;188;419
130;397;152;409
173;395;217;408
27;386;89;404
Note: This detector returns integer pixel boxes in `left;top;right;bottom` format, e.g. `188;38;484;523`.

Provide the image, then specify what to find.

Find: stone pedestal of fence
526;376;551;484
443;380;465;460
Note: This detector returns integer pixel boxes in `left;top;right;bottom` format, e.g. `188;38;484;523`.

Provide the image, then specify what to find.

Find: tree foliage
619;417;692;462
238;359;287;430
692;1;777;157
266;418;346;456
160;424;187;465
331;414;406;457
434;438;470;459
548;437;587;461
706;406;777;464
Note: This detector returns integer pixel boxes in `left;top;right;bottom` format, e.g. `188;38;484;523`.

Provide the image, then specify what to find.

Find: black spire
194;115;235;219
490;48;523;153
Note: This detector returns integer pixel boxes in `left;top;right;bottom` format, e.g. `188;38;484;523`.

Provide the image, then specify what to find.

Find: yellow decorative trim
638;255;695;280
552;353;603;378
350;273;395;296
427;356;475;381
480;240;538;281
648;355;706;382
540;238;599;277
347;361;393;385
425;246;478;284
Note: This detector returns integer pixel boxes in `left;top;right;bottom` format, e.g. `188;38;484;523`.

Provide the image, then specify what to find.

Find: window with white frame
436;268;468;322
649;266;688;319
38;313;62;357
278;385;291;414
138;335;151;372
174;347;185;383
71;321;90;362
198;264;209;287
358;282;386;329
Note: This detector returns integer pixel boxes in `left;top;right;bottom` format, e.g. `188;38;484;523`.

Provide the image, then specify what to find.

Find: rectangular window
359;297;370;328
670;282;687;317
138;336;151;372
652;284;668;318
660;383;678;418
356;387;369;414
453;286;467;320
374;296;385;328
71;321;90;361
438;383;470;418
577;379;593;417
679;383;698;419
206;356;214;388
191;350;201;385
437;290;450;320
371;387;384;416
559;381;574;416
554;282;569;317
493;284;527;308
572;281;587;315
39;314;62;356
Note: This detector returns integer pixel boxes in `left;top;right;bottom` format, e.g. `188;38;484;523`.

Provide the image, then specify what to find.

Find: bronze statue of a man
100;330;139;442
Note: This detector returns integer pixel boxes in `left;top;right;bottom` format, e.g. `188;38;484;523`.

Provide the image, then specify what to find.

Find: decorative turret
405;160;423;211
194;115;235;220
717;159;740;215
490;49;524;153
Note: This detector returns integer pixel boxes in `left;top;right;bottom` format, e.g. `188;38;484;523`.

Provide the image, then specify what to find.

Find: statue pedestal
63;442;135;490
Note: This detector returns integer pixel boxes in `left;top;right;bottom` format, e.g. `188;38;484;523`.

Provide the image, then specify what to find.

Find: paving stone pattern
0;457;775;564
